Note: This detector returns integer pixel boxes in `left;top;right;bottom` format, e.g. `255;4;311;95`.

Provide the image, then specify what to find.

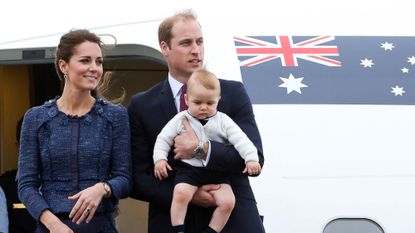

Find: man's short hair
158;9;198;48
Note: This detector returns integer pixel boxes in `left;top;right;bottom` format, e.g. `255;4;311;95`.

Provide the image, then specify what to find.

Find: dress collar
44;96;108;125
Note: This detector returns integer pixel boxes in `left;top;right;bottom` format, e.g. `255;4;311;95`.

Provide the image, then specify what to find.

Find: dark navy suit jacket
128;79;265;233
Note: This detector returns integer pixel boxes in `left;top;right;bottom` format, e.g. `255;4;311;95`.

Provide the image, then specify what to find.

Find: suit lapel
159;80;178;121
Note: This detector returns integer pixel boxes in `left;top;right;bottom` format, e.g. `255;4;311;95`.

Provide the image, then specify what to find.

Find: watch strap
101;182;111;198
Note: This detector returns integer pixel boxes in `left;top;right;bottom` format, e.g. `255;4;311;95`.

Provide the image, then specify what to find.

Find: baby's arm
153;113;185;180
243;161;262;176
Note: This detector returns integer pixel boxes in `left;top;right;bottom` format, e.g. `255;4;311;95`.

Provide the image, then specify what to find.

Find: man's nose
191;42;201;54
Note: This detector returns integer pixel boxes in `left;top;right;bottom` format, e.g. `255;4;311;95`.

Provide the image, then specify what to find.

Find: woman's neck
57;89;96;117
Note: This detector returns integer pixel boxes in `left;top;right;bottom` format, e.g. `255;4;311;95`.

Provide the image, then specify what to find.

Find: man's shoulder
219;78;242;86
130;81;166;101
218;79;246;98
219;78;244;92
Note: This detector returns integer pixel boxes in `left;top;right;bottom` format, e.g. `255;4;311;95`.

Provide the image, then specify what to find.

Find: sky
2;0;415;50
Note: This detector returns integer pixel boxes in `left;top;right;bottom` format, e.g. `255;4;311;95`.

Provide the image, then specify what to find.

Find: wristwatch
101;182;111;198
193;140;205;159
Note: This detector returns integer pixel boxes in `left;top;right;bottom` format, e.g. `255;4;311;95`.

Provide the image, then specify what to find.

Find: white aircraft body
1;1;415;232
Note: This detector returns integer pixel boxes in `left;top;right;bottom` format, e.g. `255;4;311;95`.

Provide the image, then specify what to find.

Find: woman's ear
58;59;67;75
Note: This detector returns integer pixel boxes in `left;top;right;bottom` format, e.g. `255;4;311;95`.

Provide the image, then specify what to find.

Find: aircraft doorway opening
0;44;167;233
29;56;168;108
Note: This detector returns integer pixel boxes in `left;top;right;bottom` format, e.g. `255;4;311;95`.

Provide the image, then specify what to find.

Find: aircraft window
323;218;384;233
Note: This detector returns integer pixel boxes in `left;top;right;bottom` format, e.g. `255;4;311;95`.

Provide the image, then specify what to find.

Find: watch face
194;148;204;159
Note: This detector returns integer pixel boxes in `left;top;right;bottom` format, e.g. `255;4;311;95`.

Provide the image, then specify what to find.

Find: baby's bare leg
209;183;235;232
171;183;198;226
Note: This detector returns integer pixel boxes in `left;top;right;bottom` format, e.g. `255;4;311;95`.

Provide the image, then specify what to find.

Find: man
128;10;265;233
0;170;36;233
0;186;8;233
0;118;37;233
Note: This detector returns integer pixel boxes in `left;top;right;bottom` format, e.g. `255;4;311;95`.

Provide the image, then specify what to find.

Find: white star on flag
360;58;374;68
279;73;308;94
408;56;415;65
401;67;409;73
381;42;394;51
391;85;405;96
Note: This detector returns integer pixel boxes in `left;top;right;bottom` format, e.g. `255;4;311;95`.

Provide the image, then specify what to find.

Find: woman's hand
49;221;74;233
40;210;74;233
68;183;106;224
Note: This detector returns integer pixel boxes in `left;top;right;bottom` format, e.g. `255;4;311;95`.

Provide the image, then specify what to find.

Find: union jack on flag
234;35;341;67
234;36;415;105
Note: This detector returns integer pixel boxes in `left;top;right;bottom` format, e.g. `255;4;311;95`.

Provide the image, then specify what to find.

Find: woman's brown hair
54;29;124;103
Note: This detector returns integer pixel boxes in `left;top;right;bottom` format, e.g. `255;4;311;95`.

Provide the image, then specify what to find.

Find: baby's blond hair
187;68;221;96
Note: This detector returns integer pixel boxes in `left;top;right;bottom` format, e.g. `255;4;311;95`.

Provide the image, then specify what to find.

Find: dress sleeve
106;105;132;199
17;108;50;221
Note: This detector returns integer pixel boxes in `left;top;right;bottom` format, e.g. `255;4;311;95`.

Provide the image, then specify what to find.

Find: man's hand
191;184;221;208
174;117;198;160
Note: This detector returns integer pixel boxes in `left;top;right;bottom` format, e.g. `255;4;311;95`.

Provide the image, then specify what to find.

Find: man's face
161;19;204;79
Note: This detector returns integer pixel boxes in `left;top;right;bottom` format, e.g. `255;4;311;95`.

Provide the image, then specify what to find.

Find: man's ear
160;41;169;56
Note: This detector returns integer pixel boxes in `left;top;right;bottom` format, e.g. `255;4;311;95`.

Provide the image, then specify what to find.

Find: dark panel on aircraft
22;50;45;60
32;64;61;106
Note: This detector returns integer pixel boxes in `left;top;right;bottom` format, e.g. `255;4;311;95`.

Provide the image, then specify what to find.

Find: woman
18;29;131;233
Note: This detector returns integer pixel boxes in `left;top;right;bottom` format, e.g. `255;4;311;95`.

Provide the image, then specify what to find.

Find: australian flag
234;36;415;105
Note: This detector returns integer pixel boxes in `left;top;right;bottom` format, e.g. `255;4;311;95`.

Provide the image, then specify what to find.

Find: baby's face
185;85;220;119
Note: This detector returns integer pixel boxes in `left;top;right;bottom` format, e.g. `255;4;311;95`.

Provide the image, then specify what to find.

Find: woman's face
60;41;103;92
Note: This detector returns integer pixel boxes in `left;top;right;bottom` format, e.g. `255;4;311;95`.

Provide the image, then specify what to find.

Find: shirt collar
168;73;186;98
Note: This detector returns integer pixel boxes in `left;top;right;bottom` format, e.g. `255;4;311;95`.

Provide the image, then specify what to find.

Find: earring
64;74;68;79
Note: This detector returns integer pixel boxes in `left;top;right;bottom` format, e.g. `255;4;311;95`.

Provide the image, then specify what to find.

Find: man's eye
180;39;194;46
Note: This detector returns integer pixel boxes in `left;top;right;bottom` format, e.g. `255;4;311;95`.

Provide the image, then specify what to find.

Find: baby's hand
154;160;172;180
243;161;262;176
